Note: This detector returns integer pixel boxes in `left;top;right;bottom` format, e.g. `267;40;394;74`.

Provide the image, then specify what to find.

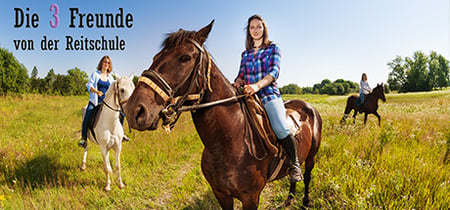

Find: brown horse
123;21;322;209
340;83;386;126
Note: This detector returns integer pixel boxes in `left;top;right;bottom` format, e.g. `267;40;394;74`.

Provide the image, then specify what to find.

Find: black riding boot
279;134;303;182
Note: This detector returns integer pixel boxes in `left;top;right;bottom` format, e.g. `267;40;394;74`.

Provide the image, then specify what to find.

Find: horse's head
123;20;214;131
373;83;386;102
112;73;136;109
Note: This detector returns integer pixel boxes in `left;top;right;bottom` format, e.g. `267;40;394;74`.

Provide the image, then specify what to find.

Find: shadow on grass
182;190;220;210
444;134;450;165
6;154;69;189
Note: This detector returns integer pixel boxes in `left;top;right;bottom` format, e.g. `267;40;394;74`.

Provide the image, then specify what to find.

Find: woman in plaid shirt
232;14;303;182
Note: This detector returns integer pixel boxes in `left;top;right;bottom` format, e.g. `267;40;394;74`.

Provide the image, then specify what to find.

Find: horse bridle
138;39;213;130
103;80;130;113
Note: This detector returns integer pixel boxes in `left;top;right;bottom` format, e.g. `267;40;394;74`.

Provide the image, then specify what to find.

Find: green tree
29;66;41;93
52;73;68;95
334;83;345;95
66;67;88;95
280;83;302;94
405;51;429;91
302;87;314;94
313;79;331;93
320;83;336;95
43;69;56;94
387;51;449;92
0;48;28;95
428;52;440;90
387;56;406;91
133;75;139;86
436;54;449;88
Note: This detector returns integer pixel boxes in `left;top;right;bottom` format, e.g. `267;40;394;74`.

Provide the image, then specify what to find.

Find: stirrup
289;165;303;182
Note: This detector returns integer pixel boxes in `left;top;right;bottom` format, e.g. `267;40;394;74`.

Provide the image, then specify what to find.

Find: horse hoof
118;183;125;189
81;162;86;171
302;197;310;207
280;195;295;208
104;186;111;192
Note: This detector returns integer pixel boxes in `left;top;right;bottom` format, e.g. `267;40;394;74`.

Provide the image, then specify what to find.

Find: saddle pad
244;96;278;156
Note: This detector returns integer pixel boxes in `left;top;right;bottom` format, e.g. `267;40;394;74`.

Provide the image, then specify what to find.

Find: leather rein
103;80;129;113
138;39;244;131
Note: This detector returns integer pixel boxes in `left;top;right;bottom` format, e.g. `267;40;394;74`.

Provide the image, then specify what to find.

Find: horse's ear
196;20;214;45
112;71;121;79
129;73;134;79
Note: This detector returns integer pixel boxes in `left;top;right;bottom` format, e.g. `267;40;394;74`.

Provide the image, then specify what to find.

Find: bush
0;48;28;95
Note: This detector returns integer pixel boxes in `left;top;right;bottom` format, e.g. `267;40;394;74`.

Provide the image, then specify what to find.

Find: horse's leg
364;113;368;125
373;111;381;126
100;147;112;192
240;192;260;210
340;114;348;124
81;145;88;171
301;155;315;207
352;110;357;124
212;189;234;210
282;182;296;207
114;143;125;189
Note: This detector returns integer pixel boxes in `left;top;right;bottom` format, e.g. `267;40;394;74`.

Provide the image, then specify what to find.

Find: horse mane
162;29;197;49
373;83;383;92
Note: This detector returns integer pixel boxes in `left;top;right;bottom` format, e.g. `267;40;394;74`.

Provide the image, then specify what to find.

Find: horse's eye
179;55;191;63
120;88;125;93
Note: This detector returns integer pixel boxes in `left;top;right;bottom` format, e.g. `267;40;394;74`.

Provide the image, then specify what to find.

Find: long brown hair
97;55;113;73
361;73;368;81
245;14;272;51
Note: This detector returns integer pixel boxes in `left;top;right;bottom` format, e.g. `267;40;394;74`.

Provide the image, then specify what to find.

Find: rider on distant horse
359;73;372;113
78;56;130;148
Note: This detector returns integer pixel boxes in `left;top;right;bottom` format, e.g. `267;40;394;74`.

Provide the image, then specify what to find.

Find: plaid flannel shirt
236;43;281;104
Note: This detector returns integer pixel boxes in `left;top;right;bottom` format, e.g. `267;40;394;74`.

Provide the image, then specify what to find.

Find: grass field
0;89;449;209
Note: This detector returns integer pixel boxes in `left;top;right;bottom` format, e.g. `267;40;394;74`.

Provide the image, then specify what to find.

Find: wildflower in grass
0;194;5;207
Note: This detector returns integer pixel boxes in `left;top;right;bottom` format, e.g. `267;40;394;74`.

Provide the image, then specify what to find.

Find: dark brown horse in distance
341;83;386;126
123;21;322;209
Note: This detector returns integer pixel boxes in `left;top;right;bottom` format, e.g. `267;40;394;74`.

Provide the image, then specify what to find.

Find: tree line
280;79;360;95
1;47;88;96
2;47;449;96
387;51;449;92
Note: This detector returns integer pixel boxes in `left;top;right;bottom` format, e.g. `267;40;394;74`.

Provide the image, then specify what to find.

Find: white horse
81;74;135;192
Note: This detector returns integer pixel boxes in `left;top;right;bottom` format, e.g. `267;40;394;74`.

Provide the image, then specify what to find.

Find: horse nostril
136;104;146;123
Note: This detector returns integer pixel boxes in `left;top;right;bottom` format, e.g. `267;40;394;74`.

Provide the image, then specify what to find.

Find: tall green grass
0;89;449;209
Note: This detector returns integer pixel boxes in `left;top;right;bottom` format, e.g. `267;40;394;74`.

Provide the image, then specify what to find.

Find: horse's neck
103;83;120;113
368;89;380;105
191;66;244;149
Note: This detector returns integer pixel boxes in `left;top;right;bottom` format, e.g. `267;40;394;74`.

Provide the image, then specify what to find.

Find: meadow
0;89;449;209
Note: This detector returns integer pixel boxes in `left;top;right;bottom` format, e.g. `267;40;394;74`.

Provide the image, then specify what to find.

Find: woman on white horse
78;55;129;148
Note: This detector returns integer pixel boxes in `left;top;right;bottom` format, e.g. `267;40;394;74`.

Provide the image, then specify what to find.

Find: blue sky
0;0;448;87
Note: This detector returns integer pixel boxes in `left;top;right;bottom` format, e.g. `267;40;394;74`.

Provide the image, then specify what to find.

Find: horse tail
343;96;353;115
341;95;357;123
309;104;322;155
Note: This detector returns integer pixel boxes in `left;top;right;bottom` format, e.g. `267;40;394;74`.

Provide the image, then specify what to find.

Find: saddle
86;103;103;142
242;96;303;182
242;95;278;158
356;94;368;109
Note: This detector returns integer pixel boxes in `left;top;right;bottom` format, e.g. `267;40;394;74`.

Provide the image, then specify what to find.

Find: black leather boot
279;134;303;182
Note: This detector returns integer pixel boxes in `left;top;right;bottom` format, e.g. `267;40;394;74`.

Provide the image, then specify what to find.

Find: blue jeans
360;93;365;107
81;102;125;139
263;98;290;139
81;102;95;139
